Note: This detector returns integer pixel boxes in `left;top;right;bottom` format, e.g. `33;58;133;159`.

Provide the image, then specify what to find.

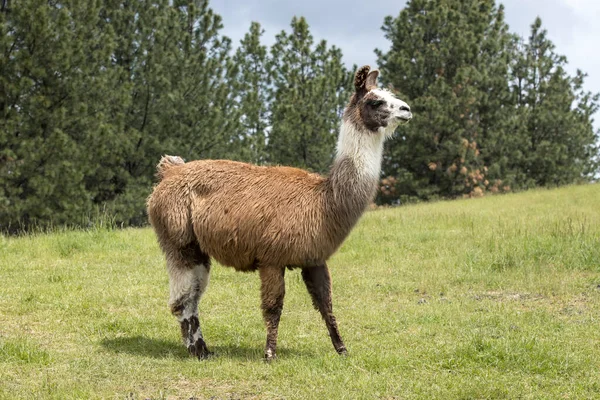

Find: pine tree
0;0;123;230
267;17;352;173
509;18;599;186
0;0;242;230
377;2;598;203
232;22;270;164
376;0;514;201
98;0;240;225
164;0;241;162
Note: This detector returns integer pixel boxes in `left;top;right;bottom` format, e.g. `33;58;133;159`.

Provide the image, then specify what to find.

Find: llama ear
354;65;371;93
365;69;379;91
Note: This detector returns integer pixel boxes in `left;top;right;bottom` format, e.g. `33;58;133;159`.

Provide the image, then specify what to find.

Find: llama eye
368;100;384;108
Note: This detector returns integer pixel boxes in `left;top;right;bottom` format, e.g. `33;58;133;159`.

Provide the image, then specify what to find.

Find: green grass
1;184;600;399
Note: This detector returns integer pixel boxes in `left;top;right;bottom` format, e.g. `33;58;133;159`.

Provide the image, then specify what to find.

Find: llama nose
399;104;410;112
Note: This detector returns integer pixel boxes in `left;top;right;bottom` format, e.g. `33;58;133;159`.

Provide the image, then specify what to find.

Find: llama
146;65;412;360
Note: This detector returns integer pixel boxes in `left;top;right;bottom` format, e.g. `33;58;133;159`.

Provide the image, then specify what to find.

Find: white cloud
560;0;600;14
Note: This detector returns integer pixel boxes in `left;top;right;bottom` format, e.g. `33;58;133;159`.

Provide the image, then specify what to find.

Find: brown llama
146;65;412;361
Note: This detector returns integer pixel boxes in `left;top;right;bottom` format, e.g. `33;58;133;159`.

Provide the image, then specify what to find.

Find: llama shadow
100;336;188;359
100;336;312;360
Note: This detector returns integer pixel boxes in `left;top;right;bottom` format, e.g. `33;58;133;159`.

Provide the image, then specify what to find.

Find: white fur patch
336;122;385;180
193;327;203;340
168;260;210;322
371;88;410;112
179;307;197;322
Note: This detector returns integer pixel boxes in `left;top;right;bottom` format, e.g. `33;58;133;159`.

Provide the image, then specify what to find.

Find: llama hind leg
259;266;286;361
167;242;211;359
301;264;347;355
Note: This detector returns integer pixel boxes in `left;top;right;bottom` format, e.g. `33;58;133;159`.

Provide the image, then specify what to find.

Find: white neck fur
335;121;386;180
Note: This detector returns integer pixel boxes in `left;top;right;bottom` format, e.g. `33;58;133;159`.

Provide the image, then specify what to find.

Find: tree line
377;0;598;203
0;0;597;232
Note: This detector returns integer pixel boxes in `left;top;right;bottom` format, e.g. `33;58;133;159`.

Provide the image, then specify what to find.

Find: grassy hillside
1;184;599;399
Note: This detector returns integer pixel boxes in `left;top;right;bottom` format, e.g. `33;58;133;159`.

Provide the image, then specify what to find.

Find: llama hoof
188;339;212;360
337;347;348;356
195;346;213;360
196;349;213;360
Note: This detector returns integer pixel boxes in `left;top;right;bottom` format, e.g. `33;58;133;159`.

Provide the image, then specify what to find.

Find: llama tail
156;155;185;180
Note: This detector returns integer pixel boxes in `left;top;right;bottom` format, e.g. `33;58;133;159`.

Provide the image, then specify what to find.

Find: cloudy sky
211;0;599;130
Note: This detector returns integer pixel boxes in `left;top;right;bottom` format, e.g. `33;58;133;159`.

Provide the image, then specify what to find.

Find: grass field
1;184;599;399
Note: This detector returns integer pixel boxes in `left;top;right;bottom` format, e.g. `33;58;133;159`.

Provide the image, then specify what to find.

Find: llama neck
334;122;385;181
326;121;384;217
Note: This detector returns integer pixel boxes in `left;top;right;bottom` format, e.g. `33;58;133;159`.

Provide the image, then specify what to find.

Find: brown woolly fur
147;65;412;361
149;160;373;271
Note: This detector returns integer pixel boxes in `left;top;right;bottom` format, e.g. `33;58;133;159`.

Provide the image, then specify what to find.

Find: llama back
183;160;331;269
148;158;330;268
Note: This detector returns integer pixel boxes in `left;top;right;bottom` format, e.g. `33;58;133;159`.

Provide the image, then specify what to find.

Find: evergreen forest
1;0;598;232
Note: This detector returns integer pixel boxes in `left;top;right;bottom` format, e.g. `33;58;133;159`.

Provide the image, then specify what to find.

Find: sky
210;0;600;131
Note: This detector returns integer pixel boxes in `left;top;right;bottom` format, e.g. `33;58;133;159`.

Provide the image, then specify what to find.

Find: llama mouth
396;113;412;122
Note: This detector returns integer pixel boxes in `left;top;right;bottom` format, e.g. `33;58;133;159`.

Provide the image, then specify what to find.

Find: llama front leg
301;264;347;355
167;244;211;359
259;266;286;361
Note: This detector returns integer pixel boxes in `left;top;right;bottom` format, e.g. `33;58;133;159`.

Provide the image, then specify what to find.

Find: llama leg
259;266;286;361
167;243;211;359
301;264;347;355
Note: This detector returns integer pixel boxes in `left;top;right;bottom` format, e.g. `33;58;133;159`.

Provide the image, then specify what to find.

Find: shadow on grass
100;336;312;360
100;336;187;359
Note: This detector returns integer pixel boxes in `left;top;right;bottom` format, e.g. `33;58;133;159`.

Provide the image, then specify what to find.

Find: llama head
345;65;412;137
